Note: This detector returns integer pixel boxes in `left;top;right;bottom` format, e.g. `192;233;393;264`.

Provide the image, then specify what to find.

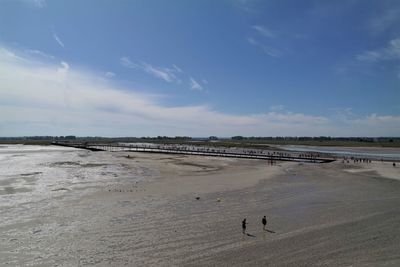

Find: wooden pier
53;142;336;163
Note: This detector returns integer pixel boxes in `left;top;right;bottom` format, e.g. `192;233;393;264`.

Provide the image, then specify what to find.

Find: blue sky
0;0;399;137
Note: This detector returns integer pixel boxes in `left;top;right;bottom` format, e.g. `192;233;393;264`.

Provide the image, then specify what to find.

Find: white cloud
120;58;203;88
0;48;25;62
350;114;400;136
258;112;329;125
247;37;281;57
189;77;203;91
356;37;400;79
247;37;258;45
234;0;259;14
26;49;55;59
24;0;46;8
369;6;400;34
261;46;281;57
0;46;399;137
357;37;400;62
120;57;179;83
172;64;183;73
34;0;45;7
141;62;175;83
57;61;69;75
120;57;138;68
356;51;381;62
53;33;65;48
252;25;275;38
105;71;116;78
270;105;285;111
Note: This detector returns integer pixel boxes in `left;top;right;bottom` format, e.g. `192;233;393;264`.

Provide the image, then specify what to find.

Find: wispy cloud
1;46;399;137
261;46;281;57
247;37;258;46
270;105;285;111
53;33;65;48
351;114;400;136
57;61;69;75
105;71;116;78
247;37;281;57
172;64;183;73
120;57;207;90
26;49;55;59
356;51;381;62
120;56;138;68
369;6;400;34
234;0;259;14
120;57;179;83
189;77;203;91
141;62;176;83
356;37;400;79
24;0;46;8
357;37;400;62
252;25;275;38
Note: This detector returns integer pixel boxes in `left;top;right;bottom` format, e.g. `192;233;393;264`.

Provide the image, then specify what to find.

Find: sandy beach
1;145;400;266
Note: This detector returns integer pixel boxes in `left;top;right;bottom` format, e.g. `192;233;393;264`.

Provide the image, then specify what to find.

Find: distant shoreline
0;138;399;148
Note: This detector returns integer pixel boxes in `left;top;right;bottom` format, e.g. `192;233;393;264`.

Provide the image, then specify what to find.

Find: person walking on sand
242;218;247;234
262;216;267;230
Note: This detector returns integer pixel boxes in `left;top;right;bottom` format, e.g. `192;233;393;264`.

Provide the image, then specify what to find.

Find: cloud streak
252;25;275;38
357;37;400;62
120;57;179;83
23;0;46;8
247;37;281;57
120;57;207;91
105;71;116;78
369;5;400;34
0;46;399;137
142;62;175;83
53;33;65;48
189;77;203;91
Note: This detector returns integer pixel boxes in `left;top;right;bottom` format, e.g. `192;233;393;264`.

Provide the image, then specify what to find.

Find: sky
0;0;399;137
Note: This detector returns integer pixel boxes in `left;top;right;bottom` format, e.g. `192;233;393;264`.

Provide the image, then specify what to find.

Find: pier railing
52;142;335;163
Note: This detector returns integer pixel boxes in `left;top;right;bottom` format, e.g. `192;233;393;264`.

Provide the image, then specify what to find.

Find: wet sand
1;148;400;266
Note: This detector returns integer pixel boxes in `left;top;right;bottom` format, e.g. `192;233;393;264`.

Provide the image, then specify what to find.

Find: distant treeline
230;136;400;143
0;135;399;143
0;136;399;142
0;135;78;141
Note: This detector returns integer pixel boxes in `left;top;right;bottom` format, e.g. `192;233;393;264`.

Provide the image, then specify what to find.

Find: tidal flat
1;145;400;266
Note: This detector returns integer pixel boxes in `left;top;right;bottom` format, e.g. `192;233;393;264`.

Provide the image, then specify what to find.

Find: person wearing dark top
262;216;267;230
242;218;247;234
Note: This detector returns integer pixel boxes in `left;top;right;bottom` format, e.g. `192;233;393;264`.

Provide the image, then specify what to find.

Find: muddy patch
49;161;81;167
20;172;42;177
0;174;40;187
51;188;69;192
48;161;109;168
0;186;32;195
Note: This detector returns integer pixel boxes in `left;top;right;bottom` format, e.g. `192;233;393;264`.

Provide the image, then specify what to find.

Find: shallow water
279;145;400;160
0;145;154;265
0;145;142;203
